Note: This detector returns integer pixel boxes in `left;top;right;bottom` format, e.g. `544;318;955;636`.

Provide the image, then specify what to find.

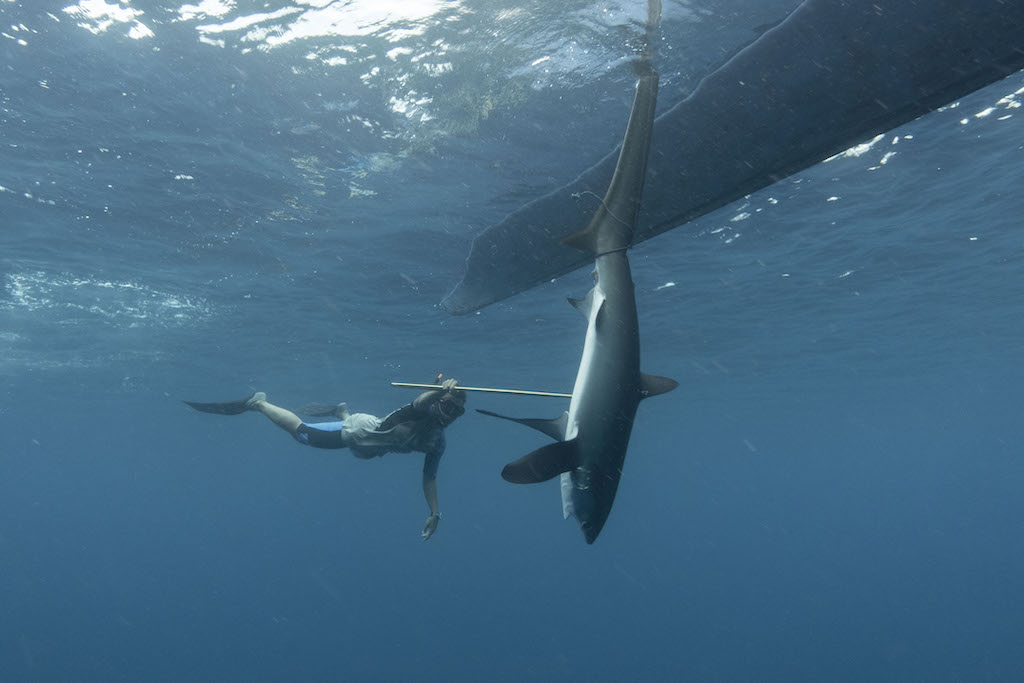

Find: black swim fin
300;402;345;418
183;394;255;415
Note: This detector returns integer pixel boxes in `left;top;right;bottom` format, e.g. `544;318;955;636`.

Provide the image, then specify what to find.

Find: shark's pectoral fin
501;439;580;484
568;287;603;320
640;373;678;398
476;409;568;441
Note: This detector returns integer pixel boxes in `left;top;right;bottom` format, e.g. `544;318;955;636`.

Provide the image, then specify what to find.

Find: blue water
3;2;1024;681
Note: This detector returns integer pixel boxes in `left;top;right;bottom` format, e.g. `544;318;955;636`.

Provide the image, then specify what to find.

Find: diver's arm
411;378;460;413
411;391;444;413
421;475;440;540
423;475;439;517
420;442;444;540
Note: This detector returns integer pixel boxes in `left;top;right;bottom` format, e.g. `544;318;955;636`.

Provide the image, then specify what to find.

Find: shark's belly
563;337;641;538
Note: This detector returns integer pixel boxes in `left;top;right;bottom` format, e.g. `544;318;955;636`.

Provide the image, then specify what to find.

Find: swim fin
183;394;257;415
300;402;347;418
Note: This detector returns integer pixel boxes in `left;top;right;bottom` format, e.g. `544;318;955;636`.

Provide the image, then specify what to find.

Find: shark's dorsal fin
502;439;580;484
475;409;567;441
640;373;678;398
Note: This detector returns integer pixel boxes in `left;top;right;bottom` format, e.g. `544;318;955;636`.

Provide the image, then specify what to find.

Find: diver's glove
440;378;466;403
421;512;441;540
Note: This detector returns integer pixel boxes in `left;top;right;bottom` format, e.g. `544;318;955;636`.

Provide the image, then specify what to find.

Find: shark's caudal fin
561;70;658;256
476;409;568;442
562;0;660;257
502;440;581;484
640;373;678;398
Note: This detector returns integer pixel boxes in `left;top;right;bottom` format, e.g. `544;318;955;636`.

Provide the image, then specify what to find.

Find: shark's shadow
442;0;1024;314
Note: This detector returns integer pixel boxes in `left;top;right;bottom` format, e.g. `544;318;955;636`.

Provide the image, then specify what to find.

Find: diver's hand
440;378;459;392
245;392;267;411
421;512;441;540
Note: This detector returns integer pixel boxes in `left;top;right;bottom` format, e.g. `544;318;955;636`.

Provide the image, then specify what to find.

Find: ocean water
2;2;1024;681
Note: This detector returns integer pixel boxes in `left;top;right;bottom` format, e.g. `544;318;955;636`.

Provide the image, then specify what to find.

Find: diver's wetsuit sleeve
379;390;448;431
423;429;446;479
411;389;447;414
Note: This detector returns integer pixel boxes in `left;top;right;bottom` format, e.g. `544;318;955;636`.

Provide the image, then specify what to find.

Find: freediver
184;378;467;540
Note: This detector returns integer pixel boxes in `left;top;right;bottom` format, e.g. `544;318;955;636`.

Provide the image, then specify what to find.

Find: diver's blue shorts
293;421;346;449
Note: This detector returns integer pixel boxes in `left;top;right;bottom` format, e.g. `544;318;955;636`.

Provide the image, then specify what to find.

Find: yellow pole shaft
390;382;571;399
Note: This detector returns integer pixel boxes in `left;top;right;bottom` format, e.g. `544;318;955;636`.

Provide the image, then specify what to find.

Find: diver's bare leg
246;393;302;434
